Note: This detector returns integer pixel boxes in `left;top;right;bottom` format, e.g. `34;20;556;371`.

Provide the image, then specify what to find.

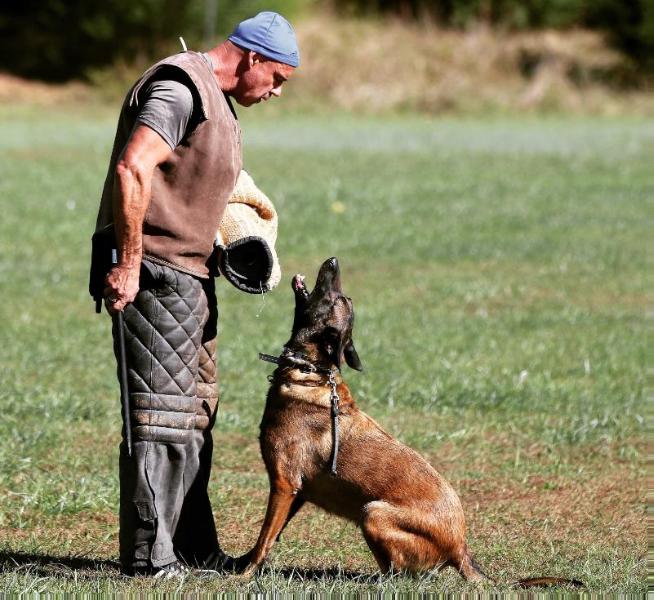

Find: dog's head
288;257;362;372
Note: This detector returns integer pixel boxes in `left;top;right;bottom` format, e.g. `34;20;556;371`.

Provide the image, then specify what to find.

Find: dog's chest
261;392;331;445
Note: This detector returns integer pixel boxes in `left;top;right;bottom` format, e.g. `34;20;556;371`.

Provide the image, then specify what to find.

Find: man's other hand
104;264;140;314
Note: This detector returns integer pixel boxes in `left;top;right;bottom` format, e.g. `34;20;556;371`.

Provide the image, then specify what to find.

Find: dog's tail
458;551;494;583
459;550;583;589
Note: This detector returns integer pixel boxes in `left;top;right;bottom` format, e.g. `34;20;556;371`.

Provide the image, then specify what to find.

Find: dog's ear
344;339;363;371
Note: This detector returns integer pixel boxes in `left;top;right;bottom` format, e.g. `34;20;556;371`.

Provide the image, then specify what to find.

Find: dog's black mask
288;257;363;371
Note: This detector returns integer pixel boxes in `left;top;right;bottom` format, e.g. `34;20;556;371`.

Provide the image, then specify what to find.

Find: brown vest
94;51;242;278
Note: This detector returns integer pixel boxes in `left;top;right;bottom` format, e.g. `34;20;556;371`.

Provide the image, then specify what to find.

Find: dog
234;257;581;587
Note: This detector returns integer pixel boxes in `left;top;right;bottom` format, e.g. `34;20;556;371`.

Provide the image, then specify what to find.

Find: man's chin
233;97;259;108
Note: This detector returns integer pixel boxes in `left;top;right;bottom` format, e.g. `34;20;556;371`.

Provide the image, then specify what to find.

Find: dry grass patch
462;470;643;543
292;15;652;115
0;511;118;561
0;74;91;106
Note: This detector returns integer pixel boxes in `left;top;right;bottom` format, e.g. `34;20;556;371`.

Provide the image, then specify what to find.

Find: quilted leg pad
113;261;219;443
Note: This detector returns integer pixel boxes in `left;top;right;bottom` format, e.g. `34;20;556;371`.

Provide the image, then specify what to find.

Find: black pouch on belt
89;224;116;312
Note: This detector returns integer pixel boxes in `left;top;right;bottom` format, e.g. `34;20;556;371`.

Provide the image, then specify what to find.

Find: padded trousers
112;260;221;569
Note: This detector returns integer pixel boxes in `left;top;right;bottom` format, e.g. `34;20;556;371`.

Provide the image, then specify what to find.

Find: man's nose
270;85;282;98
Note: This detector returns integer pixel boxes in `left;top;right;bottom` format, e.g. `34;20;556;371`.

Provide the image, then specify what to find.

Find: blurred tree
584;0;653;73
0;0;307;81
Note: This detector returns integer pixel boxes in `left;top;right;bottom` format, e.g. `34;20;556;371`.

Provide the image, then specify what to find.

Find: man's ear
251;52;266;66
344;340;363;371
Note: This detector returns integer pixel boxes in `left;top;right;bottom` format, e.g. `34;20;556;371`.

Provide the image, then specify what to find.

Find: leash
259;350;340;475
327;369;339;475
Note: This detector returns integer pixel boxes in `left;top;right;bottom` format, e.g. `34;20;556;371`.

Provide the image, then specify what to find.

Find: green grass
0;105;648;593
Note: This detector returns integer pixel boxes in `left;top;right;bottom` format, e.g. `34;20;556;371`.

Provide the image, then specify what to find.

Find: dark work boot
197;549;234;574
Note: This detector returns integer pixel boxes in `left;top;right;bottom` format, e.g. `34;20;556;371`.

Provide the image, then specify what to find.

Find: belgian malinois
235;257;580;588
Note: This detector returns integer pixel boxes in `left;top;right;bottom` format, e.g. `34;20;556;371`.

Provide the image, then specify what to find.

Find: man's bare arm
103;125;172;314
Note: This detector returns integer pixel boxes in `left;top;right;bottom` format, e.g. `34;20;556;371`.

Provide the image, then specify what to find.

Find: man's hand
104;264;141;315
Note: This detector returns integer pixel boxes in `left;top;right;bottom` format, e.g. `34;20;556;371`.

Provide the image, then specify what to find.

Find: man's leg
173;277;223;566
116;261;211;572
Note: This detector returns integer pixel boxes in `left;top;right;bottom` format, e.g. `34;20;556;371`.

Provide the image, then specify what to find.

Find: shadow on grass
274;566;372;582
0;551;120;577
0;552;372;582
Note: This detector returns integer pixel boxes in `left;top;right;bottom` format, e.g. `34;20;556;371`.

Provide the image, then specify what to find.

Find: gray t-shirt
134;54;214;149
135;79;195;150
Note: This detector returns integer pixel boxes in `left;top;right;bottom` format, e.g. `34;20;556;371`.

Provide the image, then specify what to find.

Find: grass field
0;104;648;593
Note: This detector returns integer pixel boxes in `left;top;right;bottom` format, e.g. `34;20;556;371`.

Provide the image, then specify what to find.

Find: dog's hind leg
361;501;455;574
360;515;392;573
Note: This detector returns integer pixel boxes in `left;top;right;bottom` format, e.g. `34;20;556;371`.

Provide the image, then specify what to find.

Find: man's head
224;11;299;107
230;52;294;106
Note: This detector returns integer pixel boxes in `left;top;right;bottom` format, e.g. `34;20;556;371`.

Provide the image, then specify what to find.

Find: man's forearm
113;161;152;269
103;162;151;314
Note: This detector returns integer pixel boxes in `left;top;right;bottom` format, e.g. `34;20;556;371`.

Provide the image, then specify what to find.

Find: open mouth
293;274;310;299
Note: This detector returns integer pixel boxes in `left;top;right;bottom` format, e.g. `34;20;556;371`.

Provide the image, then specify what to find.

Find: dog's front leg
240;478;299;576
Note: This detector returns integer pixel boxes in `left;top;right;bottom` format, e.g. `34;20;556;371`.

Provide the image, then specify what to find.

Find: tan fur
239;367;481;579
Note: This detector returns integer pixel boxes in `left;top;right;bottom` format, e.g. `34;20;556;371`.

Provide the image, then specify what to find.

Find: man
90;12;299;576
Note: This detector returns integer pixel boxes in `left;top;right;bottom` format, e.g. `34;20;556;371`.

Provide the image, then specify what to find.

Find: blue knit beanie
228;11;300;68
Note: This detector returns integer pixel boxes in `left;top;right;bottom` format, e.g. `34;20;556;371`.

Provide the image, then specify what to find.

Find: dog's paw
227;551;258;577
240;563;259;578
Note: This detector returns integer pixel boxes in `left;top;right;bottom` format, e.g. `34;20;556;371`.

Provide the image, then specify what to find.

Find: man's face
233;54;295;107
